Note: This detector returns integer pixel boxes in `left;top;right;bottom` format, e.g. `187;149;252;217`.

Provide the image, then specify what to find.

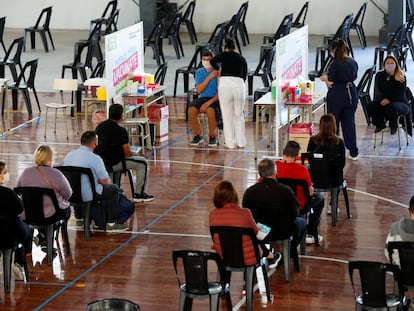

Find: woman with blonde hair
17;145;72;249
368;55;410;135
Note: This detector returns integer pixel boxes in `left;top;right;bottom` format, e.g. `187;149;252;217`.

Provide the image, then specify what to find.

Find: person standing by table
320;38;359;160
210;38;248;149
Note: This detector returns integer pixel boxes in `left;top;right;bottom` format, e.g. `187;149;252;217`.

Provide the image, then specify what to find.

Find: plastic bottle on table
294;85;301;103
271;79;277;99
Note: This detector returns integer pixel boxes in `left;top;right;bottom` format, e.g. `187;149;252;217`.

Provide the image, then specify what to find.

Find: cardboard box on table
146;104;169;143
289;122;314;153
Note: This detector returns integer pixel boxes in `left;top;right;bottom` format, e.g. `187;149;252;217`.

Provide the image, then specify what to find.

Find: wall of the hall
2;0;388;37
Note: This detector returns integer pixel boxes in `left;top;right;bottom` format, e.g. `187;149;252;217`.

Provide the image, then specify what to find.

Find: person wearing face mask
368;55;410;135
320;38;359;161
210;38;248;149
188;50;221;147
63;131;128;231
0;161;31;280
16;145;72;250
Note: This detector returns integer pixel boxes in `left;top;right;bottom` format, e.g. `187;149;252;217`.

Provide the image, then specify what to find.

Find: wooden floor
0;88;413;311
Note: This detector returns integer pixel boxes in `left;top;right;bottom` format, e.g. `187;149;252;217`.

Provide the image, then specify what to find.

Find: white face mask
385;63;396;74
202;60;212;70
2;172;10;186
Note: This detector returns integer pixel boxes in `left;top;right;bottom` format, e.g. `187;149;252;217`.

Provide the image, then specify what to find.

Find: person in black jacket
368;55;410;135
0;160;31;280
242;159;306;249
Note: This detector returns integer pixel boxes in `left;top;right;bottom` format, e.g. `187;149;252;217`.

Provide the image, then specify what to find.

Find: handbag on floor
90;191;135;227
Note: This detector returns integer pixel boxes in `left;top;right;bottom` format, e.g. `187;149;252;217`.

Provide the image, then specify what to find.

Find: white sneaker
305;235;324;244
12;263;24;281
348;154;359;161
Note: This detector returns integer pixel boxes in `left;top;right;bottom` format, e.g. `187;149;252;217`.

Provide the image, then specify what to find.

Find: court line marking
34;142;249;310
8;120;409;308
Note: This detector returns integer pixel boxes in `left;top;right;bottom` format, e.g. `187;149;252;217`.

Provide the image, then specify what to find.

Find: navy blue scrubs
326;57;359;157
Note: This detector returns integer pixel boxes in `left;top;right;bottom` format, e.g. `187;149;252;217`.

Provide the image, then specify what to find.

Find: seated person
276;141;324;245
307;113;346;188
95;104;154;203
209;180;281;268
385;195;414;266
188;50;221;147
368;55;410;135
0;160;31;280
242;159;307;252
62;131;128;231
17;145;72;247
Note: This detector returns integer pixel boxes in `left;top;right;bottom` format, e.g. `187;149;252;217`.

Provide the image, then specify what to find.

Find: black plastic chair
387;241;414;288
374;23;407;71
180;0;197;44
161;13;184;59
103;9;119;35
0;37;25;81
144;21;165;66
225;13;243;54
8;58;40;116
23;6;55;53
308;53;333;82
90;0;118;34
75;20;104;66
172;249;231;311
154;62;168;85
322;13;354;58
209;226;272;310
278;177;318;247
348;261;407;310
173;44;204;97
0;219;29;292
56;166;105;240
14;186;71;265
75;60;105;112
0;16;7;55
237;1;249;46
61;40;94;82
197;22;227;57
350;2;367;49
357;65;376;125
292;1;309;29
86;298;139;311
301;152;351;227
323;13;354;44
247;45;275;96
404;13;414;62
262;13;293;45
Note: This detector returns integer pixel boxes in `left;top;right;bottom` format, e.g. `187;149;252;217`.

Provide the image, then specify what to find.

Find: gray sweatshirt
385;217;414;265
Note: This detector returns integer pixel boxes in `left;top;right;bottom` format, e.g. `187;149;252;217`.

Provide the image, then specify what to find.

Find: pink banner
112;52;139;86
281;56;303;81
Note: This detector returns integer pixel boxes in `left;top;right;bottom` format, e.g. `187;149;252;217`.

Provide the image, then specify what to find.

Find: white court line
347;187;406;208
0;139;79;146
151;159;250;171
